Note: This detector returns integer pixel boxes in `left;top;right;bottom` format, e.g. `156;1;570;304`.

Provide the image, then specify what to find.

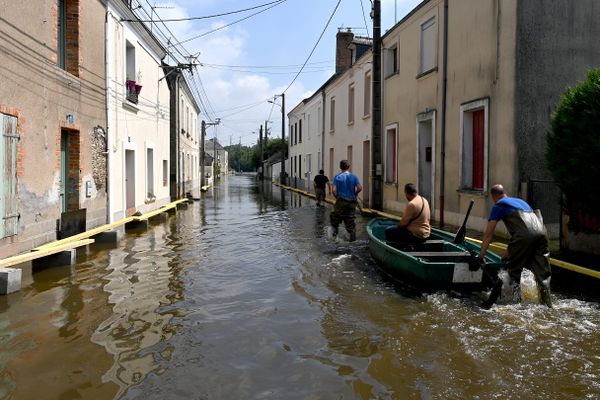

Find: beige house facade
178;78;201;198
106;0;171;222
288;31;372;201
0;0;108;257
382;0;600;238
324;50;372;205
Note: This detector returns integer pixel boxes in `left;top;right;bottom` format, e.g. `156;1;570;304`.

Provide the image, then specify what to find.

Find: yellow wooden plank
0;239;94;268
33;217;133;251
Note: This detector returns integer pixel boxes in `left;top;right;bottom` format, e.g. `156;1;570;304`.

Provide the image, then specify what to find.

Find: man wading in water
330;160;362;242
479;184;553;308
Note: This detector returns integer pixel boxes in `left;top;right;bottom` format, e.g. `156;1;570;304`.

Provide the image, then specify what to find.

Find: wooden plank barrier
0;239;94;269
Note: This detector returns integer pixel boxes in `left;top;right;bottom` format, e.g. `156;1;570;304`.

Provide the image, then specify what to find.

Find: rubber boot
481;280;502;310
538;277;553;308
349;230;356;242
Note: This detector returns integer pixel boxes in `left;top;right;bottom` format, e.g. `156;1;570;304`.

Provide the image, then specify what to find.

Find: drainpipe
439;0;449;227
321;90;326;171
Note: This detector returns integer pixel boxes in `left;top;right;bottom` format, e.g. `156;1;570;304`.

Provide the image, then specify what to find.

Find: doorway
417;112;435;208
363;140;370;206
60;129;80;213
125;150;135;212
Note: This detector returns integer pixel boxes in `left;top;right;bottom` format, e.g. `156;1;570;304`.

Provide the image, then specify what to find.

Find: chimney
335;29;354;74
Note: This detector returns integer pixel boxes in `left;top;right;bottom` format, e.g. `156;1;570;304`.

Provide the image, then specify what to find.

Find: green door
61;130;68;213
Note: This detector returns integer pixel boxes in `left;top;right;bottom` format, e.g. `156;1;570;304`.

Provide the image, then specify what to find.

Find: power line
282;0;343;94
359;0;371;37
168;0;288;48
123;0;286;22
200;60;334;69
201;65;332;75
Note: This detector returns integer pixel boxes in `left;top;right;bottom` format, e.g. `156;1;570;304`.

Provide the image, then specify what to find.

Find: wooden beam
0;239;94;268
33;218;133;251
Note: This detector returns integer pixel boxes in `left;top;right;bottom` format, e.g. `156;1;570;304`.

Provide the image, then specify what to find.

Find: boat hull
367;218;504;289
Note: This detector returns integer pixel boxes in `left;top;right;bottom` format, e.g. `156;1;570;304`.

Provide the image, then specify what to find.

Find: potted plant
135;70;143;95
125;75;136;93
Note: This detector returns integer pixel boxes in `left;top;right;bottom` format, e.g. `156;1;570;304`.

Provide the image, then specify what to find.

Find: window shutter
1;114;19;238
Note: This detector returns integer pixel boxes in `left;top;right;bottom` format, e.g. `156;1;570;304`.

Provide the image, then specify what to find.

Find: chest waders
503;209;552;307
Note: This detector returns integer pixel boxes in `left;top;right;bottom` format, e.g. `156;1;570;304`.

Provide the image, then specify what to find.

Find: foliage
546;68;600;230
226;138;287;172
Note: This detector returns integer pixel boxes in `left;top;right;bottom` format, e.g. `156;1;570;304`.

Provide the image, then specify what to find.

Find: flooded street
1;175;599;399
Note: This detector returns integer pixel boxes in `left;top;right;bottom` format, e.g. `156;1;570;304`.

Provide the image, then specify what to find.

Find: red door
472;110;485;190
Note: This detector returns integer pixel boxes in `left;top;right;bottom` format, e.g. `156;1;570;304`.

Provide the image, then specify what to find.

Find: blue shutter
1;114;19;238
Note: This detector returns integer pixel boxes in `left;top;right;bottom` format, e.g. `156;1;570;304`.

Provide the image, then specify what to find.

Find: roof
206;138;225;151
381;0;432;41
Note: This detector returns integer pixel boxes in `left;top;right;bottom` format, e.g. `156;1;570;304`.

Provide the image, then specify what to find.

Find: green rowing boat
367;217;505;289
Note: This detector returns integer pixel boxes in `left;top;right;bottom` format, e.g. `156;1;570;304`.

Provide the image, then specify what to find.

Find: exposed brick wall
53;0;81;76
65;0;81;77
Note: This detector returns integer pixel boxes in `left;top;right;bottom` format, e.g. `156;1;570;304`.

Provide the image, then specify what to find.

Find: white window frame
385;123;398;184
459;98;489;192
348;83;355;125
419;16;437;74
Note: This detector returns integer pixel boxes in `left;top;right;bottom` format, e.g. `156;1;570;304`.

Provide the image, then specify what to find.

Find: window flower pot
126;79;136;92
134;84;142;95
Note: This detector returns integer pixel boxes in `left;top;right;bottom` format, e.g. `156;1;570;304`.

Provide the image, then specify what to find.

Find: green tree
546;68;600;230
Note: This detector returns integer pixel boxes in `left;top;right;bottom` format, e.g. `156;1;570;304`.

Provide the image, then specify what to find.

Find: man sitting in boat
478;184;552;308
385;183;431;244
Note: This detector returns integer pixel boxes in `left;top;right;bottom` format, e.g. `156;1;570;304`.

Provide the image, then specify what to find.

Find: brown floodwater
0;175;598;399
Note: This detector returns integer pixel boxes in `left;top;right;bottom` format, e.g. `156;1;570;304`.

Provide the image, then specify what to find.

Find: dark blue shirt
332;172;360;201
489;197;533;221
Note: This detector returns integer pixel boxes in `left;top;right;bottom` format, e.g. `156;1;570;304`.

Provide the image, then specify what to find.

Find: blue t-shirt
333;172;360;201
489;197;533;221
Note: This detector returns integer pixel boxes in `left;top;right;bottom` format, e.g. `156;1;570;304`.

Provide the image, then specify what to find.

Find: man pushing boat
478;184;553;308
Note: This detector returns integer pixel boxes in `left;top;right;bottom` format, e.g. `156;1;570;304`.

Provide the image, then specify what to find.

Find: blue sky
142;0;423;145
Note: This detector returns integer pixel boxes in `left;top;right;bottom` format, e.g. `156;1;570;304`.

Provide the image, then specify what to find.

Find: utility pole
371;0;383;210
259;124;263;179
280;93;286;184
201;120;206;188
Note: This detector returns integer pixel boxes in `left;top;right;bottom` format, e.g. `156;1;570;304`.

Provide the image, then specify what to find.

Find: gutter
439;0;449;226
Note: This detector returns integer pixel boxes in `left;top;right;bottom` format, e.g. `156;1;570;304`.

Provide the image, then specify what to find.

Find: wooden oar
453;200;475;244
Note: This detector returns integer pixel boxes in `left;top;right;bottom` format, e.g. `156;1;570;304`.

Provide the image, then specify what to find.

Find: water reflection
0;176;598;400
92;223;185;397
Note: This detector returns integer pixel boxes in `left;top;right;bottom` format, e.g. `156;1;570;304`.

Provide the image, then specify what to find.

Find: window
146;148;154;196
420;16;437;74
57;0;79;76
317;151;321;170
163;160;168;186
330;97;336;132
348;84;355;124
0;113;19;238
126;41;137;103
385;46;398;77
460;99;489;191
385;126;397;183
294;123;298;145
307;114;311;139
364;72;371;117
299;119;302;143
329;148;334;179
317;106;322;135
347;145;353;169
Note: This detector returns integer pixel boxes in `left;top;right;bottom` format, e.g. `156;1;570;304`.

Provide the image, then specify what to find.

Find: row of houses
0;0;227;258
276;0;600;251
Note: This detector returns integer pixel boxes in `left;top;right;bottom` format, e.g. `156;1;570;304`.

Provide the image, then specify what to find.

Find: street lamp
269;94;286;184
